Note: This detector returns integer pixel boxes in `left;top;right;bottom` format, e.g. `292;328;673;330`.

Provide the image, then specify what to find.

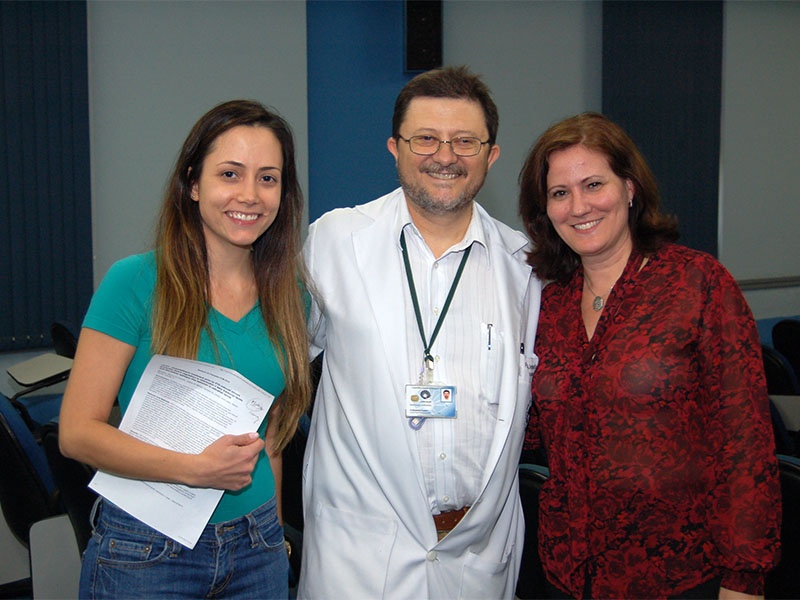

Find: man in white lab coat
299;66;541;599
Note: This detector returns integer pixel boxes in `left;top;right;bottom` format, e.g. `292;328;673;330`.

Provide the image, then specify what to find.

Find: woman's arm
59;327;263;490
698;261;781;595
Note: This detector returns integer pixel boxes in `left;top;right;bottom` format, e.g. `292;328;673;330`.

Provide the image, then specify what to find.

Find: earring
628;199;633;208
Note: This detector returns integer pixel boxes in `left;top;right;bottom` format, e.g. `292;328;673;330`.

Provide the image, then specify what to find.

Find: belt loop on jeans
245;510;260;547
433;506;470;534
89;497;103;530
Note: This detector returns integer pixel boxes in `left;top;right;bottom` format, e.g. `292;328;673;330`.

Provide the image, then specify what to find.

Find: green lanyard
400;230;472;377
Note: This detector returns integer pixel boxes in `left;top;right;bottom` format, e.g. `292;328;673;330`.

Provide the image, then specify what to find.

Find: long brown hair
518;112;678;282
153;99;310;451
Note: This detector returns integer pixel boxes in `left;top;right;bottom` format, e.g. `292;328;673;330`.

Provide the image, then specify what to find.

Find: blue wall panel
306;0;414;222
602;1;722;257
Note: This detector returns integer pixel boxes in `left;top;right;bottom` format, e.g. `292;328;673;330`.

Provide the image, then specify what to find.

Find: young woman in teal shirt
60;100;310;599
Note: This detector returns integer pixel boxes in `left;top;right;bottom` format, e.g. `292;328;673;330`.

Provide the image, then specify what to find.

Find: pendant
592;296;604;311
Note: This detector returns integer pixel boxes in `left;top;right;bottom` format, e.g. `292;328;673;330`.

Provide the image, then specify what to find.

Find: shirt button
439;452;447;460
427;550;438;561
442;495;450;503
434;263;439;269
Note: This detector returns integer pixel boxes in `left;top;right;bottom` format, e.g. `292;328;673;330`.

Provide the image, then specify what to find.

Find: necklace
585;277;612;312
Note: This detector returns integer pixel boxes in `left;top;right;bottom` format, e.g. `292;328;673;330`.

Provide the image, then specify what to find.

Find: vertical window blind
0;1;92;351
602;0;723;257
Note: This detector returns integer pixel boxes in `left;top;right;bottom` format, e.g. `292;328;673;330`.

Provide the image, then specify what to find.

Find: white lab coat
299;188;541;599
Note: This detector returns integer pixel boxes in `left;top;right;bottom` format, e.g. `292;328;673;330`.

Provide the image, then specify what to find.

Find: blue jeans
80;496;288;599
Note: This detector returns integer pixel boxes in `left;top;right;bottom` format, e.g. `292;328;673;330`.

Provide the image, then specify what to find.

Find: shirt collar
396;196;489;259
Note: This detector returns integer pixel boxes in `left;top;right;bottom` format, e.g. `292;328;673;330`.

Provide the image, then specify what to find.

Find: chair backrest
282;354;322;593
50;321;78;359
762;345;800;396
770;399;797;457
765;454;800;598
773;320;800;384
282;352;323;534
0;394;62;546
281;412;310;536
516;463;550;600
40;422;97;553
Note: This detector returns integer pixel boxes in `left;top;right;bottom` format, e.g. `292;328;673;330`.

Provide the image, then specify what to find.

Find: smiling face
546;144;635;266
387;97;499;217
190;125;282;258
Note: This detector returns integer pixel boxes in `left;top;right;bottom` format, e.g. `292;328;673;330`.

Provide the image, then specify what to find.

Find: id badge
405;384;457;419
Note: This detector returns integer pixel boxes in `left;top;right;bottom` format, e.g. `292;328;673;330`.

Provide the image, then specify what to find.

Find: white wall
720;1;800;317
443;0;603;231
88;0;308;282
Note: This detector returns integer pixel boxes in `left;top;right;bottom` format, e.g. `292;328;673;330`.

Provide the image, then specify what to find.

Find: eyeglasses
397;135;490;157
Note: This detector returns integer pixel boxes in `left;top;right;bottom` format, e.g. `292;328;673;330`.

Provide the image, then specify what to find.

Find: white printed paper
89;355;274;548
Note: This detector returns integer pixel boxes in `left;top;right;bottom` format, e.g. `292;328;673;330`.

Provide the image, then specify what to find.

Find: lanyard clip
423;353;435;384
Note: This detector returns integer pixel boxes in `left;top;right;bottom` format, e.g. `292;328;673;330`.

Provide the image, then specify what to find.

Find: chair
40;422;97;553
282;353;323;591
7;351;73;404
765;454;800;598
770;399;797;457
282;412;309;588
5;320;78;436
0;394;64;595
762;345;800;396
6;359;69;438
50;321;78;359
516;463;550;600
0;394;63;547
29;514;81;599
773;320;800;387
282;413;310;535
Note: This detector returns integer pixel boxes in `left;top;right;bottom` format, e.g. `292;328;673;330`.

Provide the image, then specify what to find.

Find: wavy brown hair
518;112;679;282
153;99;310;451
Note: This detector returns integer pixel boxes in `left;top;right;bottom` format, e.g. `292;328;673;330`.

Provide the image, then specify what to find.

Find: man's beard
399;166;485;216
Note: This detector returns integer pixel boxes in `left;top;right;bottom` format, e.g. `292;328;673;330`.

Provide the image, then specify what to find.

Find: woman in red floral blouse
518;113;780;599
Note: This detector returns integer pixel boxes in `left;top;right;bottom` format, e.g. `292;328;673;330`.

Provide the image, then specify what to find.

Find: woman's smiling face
546;143;634;264
191;125;283;257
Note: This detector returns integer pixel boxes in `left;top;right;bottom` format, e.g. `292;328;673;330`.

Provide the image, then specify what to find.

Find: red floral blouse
524;243;780;598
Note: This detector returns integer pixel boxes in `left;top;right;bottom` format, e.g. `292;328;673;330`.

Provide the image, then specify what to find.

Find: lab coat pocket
304;501;397;598
459;547;512;598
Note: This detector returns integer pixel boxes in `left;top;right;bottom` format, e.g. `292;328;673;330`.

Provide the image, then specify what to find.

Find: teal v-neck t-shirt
83;252;285;523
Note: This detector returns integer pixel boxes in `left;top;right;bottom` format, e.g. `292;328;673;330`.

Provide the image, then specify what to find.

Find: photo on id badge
405;384;457;418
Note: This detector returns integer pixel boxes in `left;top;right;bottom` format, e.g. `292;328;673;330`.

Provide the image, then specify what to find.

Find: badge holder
406;355;456;430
